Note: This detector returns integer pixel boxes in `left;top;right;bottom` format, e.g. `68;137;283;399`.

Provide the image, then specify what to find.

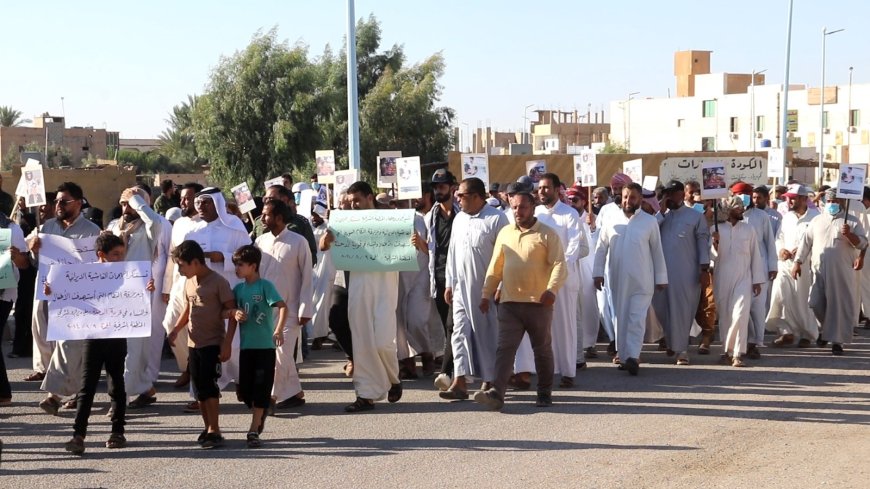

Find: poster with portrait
767;148;785;179
315;150;336;184
836;164;867;200
264;176;284;190
334;169;360;202
525;160;546;184
574;150;597;187
18;161;46;208
230;182;256;215
700;161;729;200
396;156;422;200
461;153;489;188
377;151;402;188
622;158;643;184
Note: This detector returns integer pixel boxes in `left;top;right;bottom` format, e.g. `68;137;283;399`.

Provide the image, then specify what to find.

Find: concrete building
120;138;161;153
610;50;870;164
0;114;119;167
530;109;609;155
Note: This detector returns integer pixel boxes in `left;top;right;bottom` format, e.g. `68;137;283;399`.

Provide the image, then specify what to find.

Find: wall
0;126;109;167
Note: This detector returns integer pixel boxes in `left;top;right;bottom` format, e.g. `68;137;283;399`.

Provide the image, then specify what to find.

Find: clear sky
1;0;867;140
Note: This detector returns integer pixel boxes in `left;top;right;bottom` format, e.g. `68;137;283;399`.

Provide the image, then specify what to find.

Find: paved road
1;330;869;488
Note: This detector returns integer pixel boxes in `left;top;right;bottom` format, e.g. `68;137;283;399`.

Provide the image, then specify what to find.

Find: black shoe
832;344;844;356
388;382;403;403
624;357;640;376
275;395;305;409
576;361;587;371
536;390;553;407
584;347;598;359
606;340;616;356
746;344;761;360
344;397;374;413
816;337;828;347
200;432;225;449
196;430;208;445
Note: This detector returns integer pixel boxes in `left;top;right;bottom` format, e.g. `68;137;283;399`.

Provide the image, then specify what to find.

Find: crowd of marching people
0;166;866;453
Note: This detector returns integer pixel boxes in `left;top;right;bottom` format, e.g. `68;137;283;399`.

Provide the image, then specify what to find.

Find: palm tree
0;106;31;127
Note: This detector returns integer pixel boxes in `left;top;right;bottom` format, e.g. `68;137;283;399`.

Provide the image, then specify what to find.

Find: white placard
36;234;98;300
660;156;767;186
525;160;546;184
574;150;597;187
231;182;256;215
18;166;47;207
767;149;785;179
316;150;336;185
837;164;867;200
396;156;422;200
622;158;643;184
377;151;402;188
642;176;658;193
264;176;284;190
461;154;489;189
700;161;729;200
334;169;360;201
298;189;316;219
46;261;152;341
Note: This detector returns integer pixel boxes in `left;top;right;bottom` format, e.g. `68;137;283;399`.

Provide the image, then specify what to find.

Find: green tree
0;106;31;127
159;95;202;171
600;140;628;154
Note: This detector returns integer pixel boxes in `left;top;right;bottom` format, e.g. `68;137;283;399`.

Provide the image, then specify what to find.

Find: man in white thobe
309;202;335;341
767;184;820;347
566;186;601;363
793;188;868;355
730;182;778;359
711;196;766;367
397;211;433;378
652;180;710;365
437;178;508;400
593;183;668;376
256;199;313;409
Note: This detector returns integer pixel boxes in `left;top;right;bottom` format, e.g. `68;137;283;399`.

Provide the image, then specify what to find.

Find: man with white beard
593;183;668;376
792;188;868;355
438;177;508;400
767;184;820;347
730;182;777;360
512;173;586;388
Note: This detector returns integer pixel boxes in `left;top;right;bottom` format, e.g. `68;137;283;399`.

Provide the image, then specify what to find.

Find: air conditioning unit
730;132;739;139
756;132;764;138
823;128;831;134
849;126;858;133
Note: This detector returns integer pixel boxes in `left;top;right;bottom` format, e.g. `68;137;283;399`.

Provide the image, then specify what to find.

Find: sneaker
64;435;85;455
536;391;553;408
433;373;452;392
196;430;208;445
40;396;61;416
472;388;504;411
200;432;225;449
832;344;844;356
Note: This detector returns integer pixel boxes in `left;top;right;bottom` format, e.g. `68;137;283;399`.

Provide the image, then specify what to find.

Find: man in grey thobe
652;180;710;365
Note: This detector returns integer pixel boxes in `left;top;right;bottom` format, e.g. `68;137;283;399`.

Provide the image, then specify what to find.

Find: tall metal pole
346;0;361;171
779;0;794;183
750;69;766;152
847;66;854;149
818;27;845;186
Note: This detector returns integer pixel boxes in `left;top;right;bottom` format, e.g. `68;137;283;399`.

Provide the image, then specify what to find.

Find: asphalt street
1;329;869;488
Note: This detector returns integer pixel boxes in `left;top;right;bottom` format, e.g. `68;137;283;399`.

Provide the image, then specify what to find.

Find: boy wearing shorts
168;240;235;449
225;245;287;448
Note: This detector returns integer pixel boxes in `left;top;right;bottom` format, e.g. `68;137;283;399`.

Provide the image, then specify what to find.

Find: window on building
823;111;829;129
702;100;716;118
701;136;716;151
756;115;765;132
677;119;685;127
850;109;861;127
729;117;739;132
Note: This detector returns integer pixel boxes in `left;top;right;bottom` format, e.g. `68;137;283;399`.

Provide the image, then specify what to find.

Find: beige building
530;109;609;154
0;114;119;167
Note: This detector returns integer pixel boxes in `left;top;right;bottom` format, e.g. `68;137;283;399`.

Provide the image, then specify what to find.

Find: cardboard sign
700;161;729;200
622;159;643;184
231;182;256;214
574;150;597;187
396;156;422;200
377;151;402;188
461;154;490;189
525;160;546;184
837;164;867;200
315;150;336;184
328;210;418;272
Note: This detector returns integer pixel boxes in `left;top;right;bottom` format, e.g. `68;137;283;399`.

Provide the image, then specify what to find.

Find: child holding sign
168;240;236;449
225;245;288;448
60;233;154;455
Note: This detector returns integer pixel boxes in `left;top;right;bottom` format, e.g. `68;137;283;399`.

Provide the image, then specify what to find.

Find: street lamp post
847;66;854;149
819;26;844;186
750;69;767;151
626;92;639;152
523;104;535;145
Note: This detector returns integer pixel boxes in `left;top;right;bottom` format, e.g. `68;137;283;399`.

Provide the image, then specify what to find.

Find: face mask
312;183;321;191
825;202;841;216
692;203;705;213
294;193;301;205
739;194;751;208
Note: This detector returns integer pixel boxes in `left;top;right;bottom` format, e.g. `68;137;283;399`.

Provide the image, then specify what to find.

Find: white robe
310;222;335;338
348;271;400;400
594;202;622;341
256;228;313;401
766;207;820;340
593;210;668;361
796;211;868;344
743;207;778;346
446;205;508;381
515;201;587;376
577;210;601;351
712;221;766;356
396;214;433;359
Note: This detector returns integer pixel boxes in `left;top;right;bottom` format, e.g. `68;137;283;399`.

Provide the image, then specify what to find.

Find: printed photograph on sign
231;182;256;215
837;164;867;199
622;159;643;184
315;150;336;184
24;167;47;207
396;156;422;200
525;160;546;183
377;151;402;188
574;150;597;187
461;154;489;188
700;161;729;200
264;176;284;190
767;149;784;179
334;169;360;199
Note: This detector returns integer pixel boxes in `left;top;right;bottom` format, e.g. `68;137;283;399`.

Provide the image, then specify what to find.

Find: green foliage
600;140;628;154
1;147;19;171
116;149;187;174
158;95;202;171
0;106;31;127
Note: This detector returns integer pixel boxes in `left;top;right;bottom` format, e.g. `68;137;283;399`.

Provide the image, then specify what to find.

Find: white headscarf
196;187;248;233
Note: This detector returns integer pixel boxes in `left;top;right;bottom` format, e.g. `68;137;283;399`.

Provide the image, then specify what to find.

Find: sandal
246;432;262;448
127;394;157;409
65;435;85;455
61;398;78;410
106;433;126;449
559;376;574;388
344;397;374;413
343;360;354;377
388;382;403;403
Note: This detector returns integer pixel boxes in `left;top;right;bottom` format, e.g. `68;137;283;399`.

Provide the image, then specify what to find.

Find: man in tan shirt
474;189;567;411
